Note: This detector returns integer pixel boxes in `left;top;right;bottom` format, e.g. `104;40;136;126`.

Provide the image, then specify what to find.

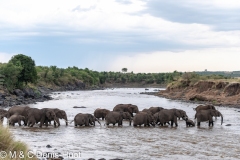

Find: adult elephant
113;104;139;117
94;108;110;120
27;108;59;127
8;115;25;126
194;104;216;112
7;106;31;125
0;109;8;123
133;112;155;127
105;111;132;126
73;113;101;127
47;108;68;126
142;107;164;115
195;109;223;127
156;109;182;127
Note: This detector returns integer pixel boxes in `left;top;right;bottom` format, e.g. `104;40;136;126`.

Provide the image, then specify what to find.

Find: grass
0;124;36;160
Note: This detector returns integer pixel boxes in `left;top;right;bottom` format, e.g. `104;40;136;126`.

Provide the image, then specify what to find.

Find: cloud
144;0;240;31
109;47;240;72
0;53;15;63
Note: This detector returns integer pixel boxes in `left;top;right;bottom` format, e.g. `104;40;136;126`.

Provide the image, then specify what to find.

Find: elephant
195;109;223;127
47;108;68;126
94;108;110;120
8;115;25;126
113;104;139;117
133;112;155;127
194;104;216;112
7;106;31;126
153;112;169;125
177;109;188;120
156;109;182;127
27;108;59;127
0;109;8;123
185;117;195;127
142;107;164;115
72;113;101;127
105;111;132;126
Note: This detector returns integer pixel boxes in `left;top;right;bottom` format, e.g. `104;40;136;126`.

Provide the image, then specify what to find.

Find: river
5;88;240;160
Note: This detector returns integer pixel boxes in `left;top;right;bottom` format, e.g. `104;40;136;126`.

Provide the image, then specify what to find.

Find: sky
0;0;240;73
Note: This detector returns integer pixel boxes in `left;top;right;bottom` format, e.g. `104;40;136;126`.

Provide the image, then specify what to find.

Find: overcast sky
0;0;240;72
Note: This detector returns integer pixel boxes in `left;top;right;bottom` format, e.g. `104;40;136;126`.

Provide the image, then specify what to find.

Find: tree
122;68;128;73
9;54;37;86
0;63;22;90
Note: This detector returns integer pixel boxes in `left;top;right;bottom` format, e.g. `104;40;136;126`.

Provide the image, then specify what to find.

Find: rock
13;89;25;97
73;106;87;108
46;145;52;148
189;95;208;101
226;124;231;126
23;88;35;98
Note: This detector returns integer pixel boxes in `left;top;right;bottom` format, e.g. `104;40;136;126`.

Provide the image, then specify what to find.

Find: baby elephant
8;115;25;126
185;117;195;127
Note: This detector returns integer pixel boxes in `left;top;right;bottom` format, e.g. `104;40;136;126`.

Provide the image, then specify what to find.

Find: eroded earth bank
158;80;240;107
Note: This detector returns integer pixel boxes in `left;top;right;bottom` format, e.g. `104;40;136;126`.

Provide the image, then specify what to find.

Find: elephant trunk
220;113;223;125
54;117;59;126
64;117;68;126
129;118;132;126
95;118;101;126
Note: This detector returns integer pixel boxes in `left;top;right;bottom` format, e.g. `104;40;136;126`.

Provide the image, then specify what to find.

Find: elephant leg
24;119;28;126
18;120;22;126
170;120;173;127
118;121;122;126
56;118;60;126
197;122;200;126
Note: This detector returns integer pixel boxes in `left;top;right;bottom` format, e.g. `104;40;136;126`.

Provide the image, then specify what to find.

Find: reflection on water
4;88;240;159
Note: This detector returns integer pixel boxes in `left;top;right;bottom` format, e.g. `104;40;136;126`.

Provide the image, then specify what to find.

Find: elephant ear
46;111;51;119
175;110;181;117
127;107;133;113
56;110;63;118
61;111;65;117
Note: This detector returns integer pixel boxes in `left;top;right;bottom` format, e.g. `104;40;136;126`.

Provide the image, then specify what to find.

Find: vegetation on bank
0;54;237;92
167;72;233;89
0;124;35;160
0;54;184;91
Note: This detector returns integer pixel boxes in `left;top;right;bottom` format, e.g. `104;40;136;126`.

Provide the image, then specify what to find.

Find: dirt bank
158;80;240;107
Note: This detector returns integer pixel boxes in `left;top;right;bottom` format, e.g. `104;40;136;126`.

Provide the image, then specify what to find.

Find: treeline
0;54;184;91
36;67;183;88
0;54;233;91
195;71;240;78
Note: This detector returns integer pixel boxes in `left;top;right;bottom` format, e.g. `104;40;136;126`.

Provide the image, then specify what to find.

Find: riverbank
0;82;165;108
157;80;240;108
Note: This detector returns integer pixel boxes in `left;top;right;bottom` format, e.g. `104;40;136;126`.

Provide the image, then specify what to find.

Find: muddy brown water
3;88;240;160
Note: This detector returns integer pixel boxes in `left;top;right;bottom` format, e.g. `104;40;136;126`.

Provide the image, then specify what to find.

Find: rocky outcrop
0;80;87;108
158;80;240;107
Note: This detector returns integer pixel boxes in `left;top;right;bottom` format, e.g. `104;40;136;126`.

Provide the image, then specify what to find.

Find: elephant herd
0;106;68;127
0;103;223;128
